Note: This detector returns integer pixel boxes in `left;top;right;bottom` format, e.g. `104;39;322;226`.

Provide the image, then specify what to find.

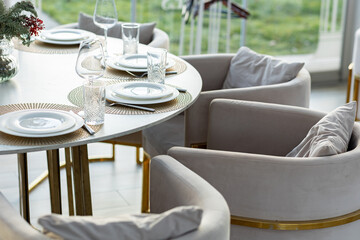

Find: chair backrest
54;20;170;49
149;155;230;240
0;192;49;240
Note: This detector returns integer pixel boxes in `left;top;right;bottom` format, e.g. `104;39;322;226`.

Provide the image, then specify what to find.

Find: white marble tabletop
0;38;202;154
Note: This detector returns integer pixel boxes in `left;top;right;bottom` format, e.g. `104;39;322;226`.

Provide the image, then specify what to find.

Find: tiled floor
0;80;349;228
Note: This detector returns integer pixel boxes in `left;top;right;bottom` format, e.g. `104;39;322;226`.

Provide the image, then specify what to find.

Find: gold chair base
231;209;360;230
91;140;143;165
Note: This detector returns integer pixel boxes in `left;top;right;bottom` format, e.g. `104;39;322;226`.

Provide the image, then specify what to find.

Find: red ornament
24;16;44;36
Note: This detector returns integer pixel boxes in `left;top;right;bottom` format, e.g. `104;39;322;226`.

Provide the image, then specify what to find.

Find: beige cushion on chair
39;206;203;240
78;12;156;44
222;47;304;89
286;101;356;157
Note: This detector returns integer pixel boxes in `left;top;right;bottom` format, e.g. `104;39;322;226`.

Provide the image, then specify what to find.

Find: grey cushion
223;47;304;89
38;206;202;240
78;12;156;44
287;101;356;157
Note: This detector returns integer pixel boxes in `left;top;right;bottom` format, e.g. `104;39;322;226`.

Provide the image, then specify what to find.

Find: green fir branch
0;0;38;42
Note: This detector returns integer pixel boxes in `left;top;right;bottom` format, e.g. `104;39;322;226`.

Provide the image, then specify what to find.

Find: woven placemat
81;56;188;81
14;39;79;54
68;81;192;115
0;103;101;146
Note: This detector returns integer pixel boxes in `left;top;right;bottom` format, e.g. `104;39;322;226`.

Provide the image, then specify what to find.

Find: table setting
67;35;192;116
0;0;201;221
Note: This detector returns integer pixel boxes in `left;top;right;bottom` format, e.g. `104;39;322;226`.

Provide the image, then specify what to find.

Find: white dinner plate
5;110;76;134
117;54;175;69
106;56;175;72
106;84;179;105
117;54;148;69
36;30;96;45
111;82;175;100
41;29;88;41
0;110;84;138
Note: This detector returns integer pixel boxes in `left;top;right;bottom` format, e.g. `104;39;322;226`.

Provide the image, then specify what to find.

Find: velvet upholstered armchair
168;99;360;240
0;156;230;240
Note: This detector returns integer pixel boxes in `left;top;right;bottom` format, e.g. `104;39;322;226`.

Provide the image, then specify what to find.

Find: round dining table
0;37;202;222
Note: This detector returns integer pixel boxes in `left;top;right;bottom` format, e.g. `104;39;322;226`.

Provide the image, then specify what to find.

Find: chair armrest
184;68;311;147
149;155;230;240
0;193;49;239
181;54;234;91
148;28;170;50
168;146;360;221
207;99;325;156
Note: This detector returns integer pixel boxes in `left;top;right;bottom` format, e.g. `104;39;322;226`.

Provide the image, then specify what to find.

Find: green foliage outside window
42;0;341;55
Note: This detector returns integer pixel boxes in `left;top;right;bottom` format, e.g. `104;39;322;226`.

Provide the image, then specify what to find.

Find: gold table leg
17;153;30;223
71;145;92;216
141;153;151;213
46;149;62;214
65;147;75;216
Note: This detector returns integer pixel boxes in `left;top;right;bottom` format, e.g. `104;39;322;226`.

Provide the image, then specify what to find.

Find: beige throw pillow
78;13;156;44
38;206;203;240
222;47;304;89
286;101;357;157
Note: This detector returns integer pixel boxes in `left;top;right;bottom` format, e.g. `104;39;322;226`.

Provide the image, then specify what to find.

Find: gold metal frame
17;153;30;223
141;152;151;213
190;142;207;149
346;63;359;120
46;149;62;214
231;208;360;230
89;140;143;165
140;143;208;213
27;142;144;218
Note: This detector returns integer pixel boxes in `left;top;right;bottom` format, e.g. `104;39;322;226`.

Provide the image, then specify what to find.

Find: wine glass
93;0;118;58
75;39;106;125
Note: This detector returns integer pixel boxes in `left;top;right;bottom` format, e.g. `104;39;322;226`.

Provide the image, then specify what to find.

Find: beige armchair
168;99;360;240
0;155;230;240
142;54;311;157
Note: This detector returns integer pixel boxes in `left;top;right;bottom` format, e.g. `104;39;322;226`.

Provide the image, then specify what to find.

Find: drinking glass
122;23;140;55
93;0;117;58
147;48;167;84
75;39;106;125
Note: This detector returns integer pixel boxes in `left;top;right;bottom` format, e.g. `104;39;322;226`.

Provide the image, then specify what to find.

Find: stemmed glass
75;39;106;125
93;0;117;58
